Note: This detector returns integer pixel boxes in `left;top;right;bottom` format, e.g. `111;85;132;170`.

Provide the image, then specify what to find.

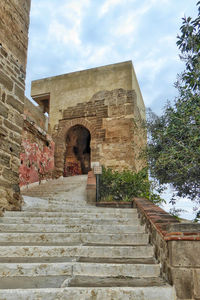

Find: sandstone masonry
0;0;31;212
31;61;146;177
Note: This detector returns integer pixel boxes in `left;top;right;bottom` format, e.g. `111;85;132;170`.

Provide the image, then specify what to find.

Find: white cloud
99;0;123;17
48;20;81;46
56;0;90;22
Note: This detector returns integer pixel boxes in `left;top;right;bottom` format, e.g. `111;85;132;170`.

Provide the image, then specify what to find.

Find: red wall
19;122;54;186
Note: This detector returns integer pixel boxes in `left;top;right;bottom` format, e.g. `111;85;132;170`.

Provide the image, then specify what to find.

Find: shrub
99;167;163;204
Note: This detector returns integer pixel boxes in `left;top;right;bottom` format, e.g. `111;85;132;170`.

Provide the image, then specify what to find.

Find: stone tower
31;61;146;177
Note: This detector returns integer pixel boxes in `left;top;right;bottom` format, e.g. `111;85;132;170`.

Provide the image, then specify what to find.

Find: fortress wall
0;0;31;212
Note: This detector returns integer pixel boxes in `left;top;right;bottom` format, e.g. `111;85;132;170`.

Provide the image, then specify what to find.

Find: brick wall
0;0;31;212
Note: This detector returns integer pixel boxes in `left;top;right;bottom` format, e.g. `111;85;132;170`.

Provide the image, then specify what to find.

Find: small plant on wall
99;167;164;204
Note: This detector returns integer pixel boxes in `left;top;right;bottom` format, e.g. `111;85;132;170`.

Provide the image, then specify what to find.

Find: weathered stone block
194;269;200;299
11;156;20;173
2;168;19;184
9;132;22;145
4;119;22;134
0;47;8;58
0;152;10;167
0;102;8;118
171;268;193;299
6;95;24;114
0;70;13;91
0;178;11;189
14;84;24;101
7;110;24;129
167;223;200;233
169;240;200;267
0;125;8;137
0;139;21;157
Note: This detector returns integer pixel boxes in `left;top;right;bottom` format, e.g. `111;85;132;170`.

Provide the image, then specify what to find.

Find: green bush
99;167;163;204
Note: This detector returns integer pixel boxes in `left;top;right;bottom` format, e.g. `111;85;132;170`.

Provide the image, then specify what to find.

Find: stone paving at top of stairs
0;175;176;300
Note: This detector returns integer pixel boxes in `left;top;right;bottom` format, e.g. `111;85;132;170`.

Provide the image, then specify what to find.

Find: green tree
147;2;200;210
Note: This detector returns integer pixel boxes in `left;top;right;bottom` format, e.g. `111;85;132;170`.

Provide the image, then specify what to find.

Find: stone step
0;276;166;290
0;223;145;234
0;264;162;289
22;205;136;213
0;262;160;278
0;245;154;261
22;197;135;213
33;197;89;204
0;232;149;246
4;211;137;218
0;217;139;225
67;275;167;288
0;286;176;299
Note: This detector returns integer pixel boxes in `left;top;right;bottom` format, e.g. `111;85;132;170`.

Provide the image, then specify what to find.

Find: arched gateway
64;125;91;176
54;118;95;178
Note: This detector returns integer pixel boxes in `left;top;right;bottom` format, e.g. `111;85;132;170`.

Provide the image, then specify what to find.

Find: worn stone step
0;245;154;261
0;217;139;225
4;211;137;218
0;257;157;264
22;198;135;213
0;262;160;278
0;223;145;233
0;286;176;299
68;275;166;288
0;232;149;246
0;276;166;290
78;257;156;264
22;205;135;213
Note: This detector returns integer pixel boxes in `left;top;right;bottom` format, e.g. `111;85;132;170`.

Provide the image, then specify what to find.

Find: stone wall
53;89;146;177
0;0;31;212
133;197;200;300
24;97;48;131
19;116;54;187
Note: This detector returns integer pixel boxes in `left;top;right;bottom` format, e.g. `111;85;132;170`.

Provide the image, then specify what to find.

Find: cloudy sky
26;0;198;114
25;0;198;219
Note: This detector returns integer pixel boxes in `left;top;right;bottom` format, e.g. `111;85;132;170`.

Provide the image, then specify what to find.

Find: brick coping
133;197;200;241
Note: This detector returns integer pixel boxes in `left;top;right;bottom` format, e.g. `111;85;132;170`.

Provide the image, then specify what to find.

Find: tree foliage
147;2;200;206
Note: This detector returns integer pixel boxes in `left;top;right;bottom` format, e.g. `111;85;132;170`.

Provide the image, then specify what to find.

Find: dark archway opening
64;125;91;176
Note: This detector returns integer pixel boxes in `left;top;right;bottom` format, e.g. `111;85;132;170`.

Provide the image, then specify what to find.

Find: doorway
64;125;91;176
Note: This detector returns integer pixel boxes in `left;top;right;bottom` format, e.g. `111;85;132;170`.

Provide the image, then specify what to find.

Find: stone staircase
0;175;176;299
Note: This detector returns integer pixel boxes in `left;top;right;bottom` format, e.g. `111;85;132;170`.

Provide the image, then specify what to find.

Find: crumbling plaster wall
20;116;54;187
0;0;31;212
